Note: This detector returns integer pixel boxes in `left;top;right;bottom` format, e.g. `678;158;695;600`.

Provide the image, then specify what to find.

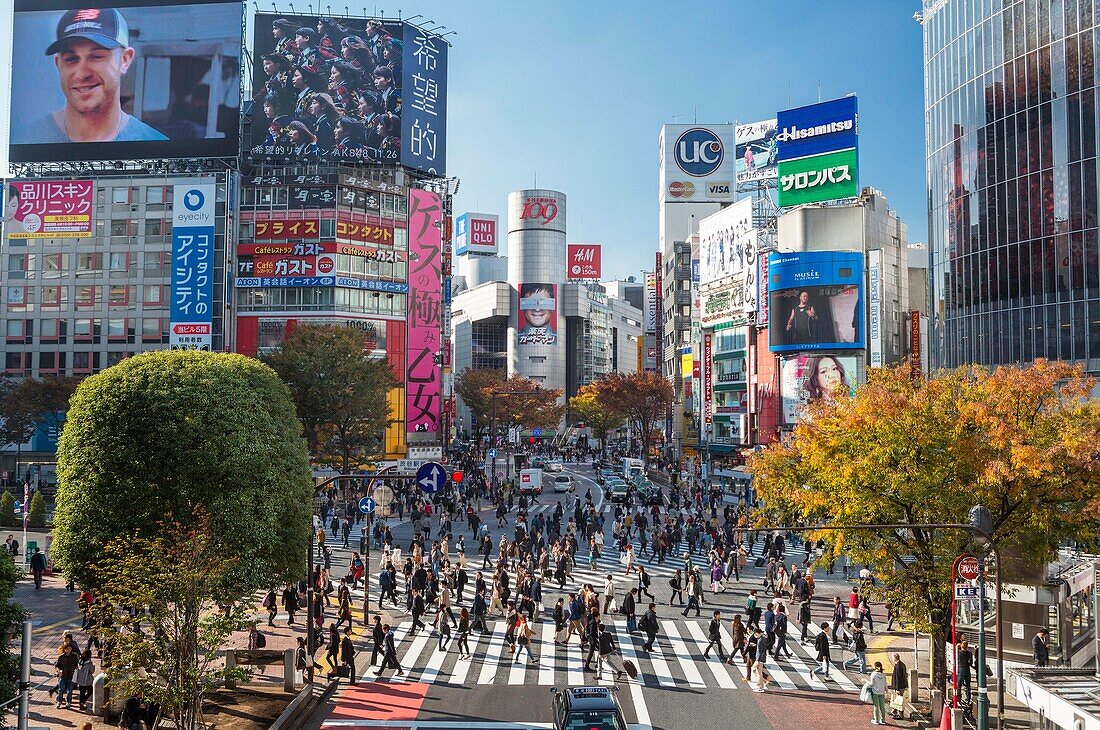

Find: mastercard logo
668;181;696;198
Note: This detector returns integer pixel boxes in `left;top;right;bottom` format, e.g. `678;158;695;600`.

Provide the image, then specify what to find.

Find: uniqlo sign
567;244;602;279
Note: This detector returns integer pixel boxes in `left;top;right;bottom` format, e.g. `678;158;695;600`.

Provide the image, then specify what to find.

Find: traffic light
529;437;536;444
451;470;464;484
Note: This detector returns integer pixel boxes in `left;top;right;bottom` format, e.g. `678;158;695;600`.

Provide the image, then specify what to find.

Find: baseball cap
46;8;129;55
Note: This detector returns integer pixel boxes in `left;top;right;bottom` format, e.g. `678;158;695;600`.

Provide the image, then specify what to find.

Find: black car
550;686;627;730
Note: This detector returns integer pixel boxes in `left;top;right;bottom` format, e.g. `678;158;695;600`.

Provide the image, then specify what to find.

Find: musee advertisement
768;250;864;353
9;0;243;163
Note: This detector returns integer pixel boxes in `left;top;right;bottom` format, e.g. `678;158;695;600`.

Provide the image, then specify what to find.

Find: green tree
26;492;45;529
0;551;26;729
0;493;13;529
0;378;36;481
262;324;396;472
454;368;505;443
568;385;624;456
591;371;673;466
52;350;313;598
90;514;251;729
750;361;1100;690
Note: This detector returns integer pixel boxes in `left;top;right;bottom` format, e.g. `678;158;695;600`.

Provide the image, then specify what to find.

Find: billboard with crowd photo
768;250;864;353
250;13;447;174
8;0;242;163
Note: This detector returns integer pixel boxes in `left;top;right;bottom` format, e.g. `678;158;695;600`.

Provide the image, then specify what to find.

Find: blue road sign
532;428;542;437
12;501;20;513
416;461;446;494
488;448;497;459
358;496;376;515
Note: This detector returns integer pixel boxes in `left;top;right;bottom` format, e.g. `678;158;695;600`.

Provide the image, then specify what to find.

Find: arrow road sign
488;448;497;459
358;496;376;515
532;428;542;437
416;461;446;494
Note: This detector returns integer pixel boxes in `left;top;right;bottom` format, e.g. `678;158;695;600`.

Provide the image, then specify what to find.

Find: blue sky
0;1;927;278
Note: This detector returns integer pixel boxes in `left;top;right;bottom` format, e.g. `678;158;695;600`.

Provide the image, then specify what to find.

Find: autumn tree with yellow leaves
750;360;1100;689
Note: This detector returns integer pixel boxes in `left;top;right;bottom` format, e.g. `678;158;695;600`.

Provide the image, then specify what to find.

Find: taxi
549;686;627;730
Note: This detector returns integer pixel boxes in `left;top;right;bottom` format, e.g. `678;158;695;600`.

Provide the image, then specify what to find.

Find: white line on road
477;621;507;684
612;622;652;730
538;622;555;685
683;620;737;689
660;621;706;688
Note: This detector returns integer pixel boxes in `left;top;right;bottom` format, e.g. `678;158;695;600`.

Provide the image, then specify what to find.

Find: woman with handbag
863;661;888;725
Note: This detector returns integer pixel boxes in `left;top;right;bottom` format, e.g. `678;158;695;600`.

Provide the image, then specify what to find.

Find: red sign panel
336;215;395;245
253;218;320;240
958;557;980;581
567;244;603;279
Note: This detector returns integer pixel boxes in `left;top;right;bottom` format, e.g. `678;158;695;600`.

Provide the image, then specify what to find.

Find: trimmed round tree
52;350;313;597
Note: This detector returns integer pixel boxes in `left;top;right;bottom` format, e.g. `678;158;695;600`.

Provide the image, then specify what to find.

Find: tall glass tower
923;0;1099;371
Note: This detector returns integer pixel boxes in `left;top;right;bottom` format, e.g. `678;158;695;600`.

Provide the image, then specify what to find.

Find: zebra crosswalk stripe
448;629;479;686
538;623;555;685
477;622;508;684
806;623;861;692
682;621;737;689
659;621;707;688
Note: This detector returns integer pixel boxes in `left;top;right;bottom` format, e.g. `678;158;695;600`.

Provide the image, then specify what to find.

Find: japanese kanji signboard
401;24;449;176
405;188;443;436
336;215;396;246
170;181;215;350
5;180;93;238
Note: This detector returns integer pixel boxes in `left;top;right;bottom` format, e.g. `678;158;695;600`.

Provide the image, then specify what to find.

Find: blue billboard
768;250;864;353
170;181;216;350
776;96;858;162
401;24;449;176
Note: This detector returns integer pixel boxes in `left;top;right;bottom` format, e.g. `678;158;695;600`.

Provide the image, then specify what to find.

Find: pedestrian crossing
363;619;866;693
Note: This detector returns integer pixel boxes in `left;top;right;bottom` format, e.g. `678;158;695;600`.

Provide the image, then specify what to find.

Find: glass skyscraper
924;0;1099;371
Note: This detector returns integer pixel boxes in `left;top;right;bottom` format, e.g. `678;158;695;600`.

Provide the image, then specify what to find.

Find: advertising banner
654;252;663;371
701;289;736;327
253;218;320;240
757;254;770;326
776;95;858;162
566;244;602;279
235;276;406;293
289;186;337;209
698;197;756;288
238;241;404;262
768;250;864;353
251;252;336;277
780;354;858;424
735;119;778;185
170;180;216;350
517;283;558;346
454;213;498;255
4;180;93;238
909;310;922;379
777;148;859;207
335;216;395;246
703;333;713;426
660;124;735;203
406;188;443;435
10;1;242;163
867;249;884;367
249;13;447;175
645;272;657;335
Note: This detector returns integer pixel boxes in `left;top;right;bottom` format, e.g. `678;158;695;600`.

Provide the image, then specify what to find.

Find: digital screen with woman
781;354;858;424
767;251;865;353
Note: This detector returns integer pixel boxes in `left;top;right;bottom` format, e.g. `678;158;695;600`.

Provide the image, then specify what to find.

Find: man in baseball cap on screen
33;7;167;143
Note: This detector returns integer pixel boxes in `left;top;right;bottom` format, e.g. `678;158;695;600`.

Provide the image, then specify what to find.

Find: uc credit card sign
171;181;216;350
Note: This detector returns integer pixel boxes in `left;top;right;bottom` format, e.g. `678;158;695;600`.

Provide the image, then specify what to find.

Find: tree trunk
931;625;948;697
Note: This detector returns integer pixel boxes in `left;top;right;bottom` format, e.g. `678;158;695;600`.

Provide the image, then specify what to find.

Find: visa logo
708;183;731;197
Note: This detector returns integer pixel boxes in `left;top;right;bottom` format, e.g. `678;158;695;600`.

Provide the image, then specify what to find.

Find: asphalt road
310;461;908;730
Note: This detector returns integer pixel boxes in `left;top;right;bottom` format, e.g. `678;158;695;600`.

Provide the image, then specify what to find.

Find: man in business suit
339;627;357;685
374;624;405;677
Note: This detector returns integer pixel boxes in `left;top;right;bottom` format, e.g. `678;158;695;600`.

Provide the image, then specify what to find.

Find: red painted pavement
754;688;881;729
326;681;429;722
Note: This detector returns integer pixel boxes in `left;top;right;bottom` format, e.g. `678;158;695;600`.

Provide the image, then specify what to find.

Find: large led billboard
735;119;778;185
776;95;859;207
768;250;864;353
250;13;448;175
780;353;858;424
9;0;243;163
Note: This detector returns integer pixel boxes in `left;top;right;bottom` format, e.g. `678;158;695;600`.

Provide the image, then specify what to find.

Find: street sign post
416;462;446;494
487;448;497;460
955;584;980;599
358;496;376;515
958;556;981;581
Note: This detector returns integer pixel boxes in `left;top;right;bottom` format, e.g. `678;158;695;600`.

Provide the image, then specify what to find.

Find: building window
108;285;131;306
108;318;128;339
75;285;99;307
143;284;163;305
73;352;92;372
5;353;25;373
39;318;59;339
7;254;28;280
43;253;65;279
144;219;163;237
109;252;130;273
76;252;102;276
110;219;130;237
105;351;128;367
145;186;165;205
111;187;129;205
5;319;24;338
38;352;57;372
142;318;162;340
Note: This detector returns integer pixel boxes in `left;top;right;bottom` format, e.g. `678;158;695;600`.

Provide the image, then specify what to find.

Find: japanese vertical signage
654;252;664;374
757;254;770;326
566;244;602;279
402;24;449;176
5;180;93;238
909;310;922;379
406;189;443;435
170;180;215;349
703;333;713;426
868;249;883;367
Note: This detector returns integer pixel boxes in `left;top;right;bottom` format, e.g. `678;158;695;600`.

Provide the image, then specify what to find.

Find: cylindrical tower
923;1;1099;371
507;189;567;397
